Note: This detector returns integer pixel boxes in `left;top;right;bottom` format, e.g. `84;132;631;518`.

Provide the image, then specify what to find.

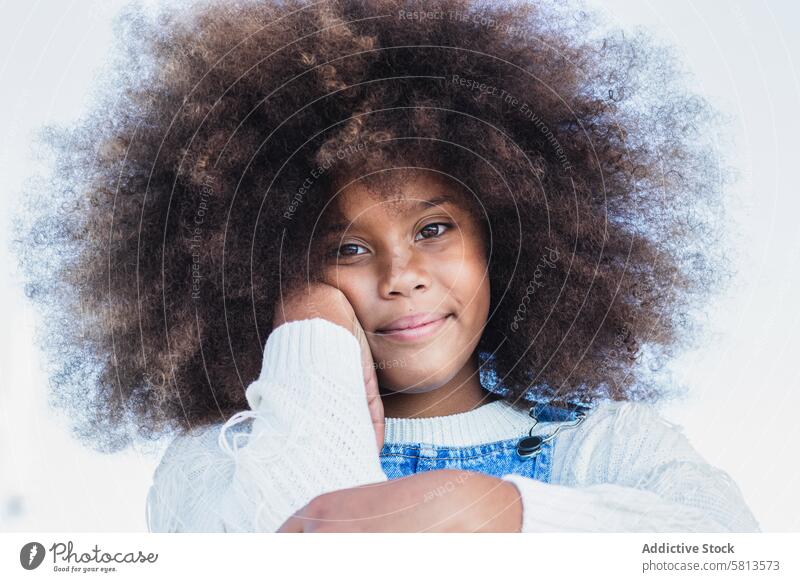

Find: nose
378;246;431;298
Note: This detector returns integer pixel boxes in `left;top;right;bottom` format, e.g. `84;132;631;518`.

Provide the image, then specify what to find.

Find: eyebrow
324;193;460;235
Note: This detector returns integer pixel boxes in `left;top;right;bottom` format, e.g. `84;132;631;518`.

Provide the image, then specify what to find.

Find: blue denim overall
379;401;584;484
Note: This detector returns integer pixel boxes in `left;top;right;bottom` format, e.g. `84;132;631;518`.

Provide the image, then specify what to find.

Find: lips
376;312;452;333
375;313;453;343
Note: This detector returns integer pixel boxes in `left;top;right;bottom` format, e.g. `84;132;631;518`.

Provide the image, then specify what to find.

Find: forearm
279;469;523;533
502;475;758;533
147;318;388;532
500;401;760;533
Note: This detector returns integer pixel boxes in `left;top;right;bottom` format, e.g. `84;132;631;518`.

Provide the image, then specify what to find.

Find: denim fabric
379;402;583;483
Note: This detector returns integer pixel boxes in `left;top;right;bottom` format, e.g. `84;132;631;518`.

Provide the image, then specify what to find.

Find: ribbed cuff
246;317;363;411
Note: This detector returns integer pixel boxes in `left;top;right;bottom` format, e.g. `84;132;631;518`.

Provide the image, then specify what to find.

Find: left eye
415;222;451;240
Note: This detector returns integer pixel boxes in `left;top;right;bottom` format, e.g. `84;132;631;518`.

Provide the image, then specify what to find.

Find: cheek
460;273;490;334
441;252;490;317
321;264;353;292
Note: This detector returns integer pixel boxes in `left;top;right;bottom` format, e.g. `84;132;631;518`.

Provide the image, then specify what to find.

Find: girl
19;0;759;532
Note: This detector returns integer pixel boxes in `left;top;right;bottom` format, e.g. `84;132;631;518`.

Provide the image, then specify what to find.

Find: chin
381;385;441;395
377;367;456;394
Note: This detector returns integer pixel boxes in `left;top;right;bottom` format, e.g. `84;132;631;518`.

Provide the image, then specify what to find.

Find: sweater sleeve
500;401;761;533
145;317;388;532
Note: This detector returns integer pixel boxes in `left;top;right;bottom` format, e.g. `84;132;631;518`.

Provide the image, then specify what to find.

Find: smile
375;314;453;343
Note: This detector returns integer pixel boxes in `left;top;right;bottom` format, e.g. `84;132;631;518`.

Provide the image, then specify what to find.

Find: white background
1;0;798;532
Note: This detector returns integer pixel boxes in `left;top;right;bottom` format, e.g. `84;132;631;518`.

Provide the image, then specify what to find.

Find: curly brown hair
16;0;730;451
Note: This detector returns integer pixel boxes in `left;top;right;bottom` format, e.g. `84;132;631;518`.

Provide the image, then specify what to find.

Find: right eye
332;242;367;259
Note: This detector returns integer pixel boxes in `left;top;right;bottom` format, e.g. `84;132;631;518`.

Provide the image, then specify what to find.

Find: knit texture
146;317;760;533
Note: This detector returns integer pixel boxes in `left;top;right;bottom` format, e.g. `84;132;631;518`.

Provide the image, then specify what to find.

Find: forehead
332;173;468;224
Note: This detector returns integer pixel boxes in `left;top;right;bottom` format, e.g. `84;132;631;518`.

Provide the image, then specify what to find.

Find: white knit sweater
145;318;760;533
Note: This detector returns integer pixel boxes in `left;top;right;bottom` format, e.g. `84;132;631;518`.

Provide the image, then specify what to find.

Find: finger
365;374;385;451
350;312;385;451
276;515;303;533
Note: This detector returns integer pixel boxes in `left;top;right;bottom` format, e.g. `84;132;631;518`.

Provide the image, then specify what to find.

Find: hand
277;469;523;532
273;282;384;451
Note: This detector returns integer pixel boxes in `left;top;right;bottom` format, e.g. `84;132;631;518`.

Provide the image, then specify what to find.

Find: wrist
246;317;363;413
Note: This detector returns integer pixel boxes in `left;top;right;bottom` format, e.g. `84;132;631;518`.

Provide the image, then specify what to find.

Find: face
320;172;491;394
